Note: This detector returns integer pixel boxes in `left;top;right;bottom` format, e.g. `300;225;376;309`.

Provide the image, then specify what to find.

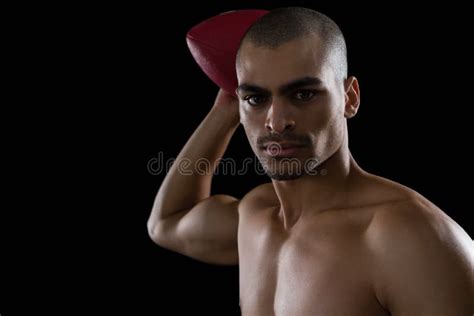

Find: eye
244;94;268;106
293;90;316;101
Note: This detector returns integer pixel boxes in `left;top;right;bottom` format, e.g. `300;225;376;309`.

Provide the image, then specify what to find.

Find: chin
261;155;322;180
267;172;304;181
263;160;305;181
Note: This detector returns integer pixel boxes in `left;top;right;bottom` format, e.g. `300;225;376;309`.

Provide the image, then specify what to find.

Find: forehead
236;36;333;88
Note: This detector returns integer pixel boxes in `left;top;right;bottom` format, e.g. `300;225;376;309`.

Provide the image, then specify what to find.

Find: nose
265;101;295;134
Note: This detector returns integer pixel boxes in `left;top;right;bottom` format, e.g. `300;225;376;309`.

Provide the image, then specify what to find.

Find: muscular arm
371;200;473;315
148;90;241;265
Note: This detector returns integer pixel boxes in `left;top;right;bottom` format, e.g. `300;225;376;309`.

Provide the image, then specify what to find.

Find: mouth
261;142;306;157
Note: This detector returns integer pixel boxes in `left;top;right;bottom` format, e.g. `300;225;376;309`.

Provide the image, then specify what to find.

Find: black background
4;1;473;314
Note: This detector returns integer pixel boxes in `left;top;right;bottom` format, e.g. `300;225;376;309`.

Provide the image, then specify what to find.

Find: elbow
147;218;164;245
147;208;186;249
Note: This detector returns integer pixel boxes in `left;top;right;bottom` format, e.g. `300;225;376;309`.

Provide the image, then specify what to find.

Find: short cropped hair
238;7;348;81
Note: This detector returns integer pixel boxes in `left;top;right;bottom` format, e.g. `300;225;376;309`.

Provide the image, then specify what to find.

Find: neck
271;137;363;230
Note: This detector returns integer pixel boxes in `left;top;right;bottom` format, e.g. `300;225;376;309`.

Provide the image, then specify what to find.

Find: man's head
236;7;360;181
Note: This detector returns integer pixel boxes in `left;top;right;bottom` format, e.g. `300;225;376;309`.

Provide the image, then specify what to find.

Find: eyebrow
237;76;323;96
279;76;323;94
236;84;270;95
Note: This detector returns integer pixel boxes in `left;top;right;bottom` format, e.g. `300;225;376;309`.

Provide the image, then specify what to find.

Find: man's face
236;36;349;180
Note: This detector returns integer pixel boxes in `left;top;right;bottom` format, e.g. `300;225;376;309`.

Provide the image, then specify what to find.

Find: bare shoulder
362;174;473;312
362;173;472;258
366;181;472;256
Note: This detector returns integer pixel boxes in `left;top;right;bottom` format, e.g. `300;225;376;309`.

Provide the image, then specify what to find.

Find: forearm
150;105;239;221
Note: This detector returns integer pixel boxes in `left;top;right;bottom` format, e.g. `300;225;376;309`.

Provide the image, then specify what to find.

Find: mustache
257;133;312;147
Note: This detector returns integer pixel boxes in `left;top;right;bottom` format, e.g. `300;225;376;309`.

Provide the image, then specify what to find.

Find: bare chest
238;210;387;316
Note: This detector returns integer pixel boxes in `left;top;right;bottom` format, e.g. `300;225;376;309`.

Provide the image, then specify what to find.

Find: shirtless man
148;7;473;315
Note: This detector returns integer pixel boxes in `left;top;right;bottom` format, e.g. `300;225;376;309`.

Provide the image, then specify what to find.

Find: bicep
153;194;239;265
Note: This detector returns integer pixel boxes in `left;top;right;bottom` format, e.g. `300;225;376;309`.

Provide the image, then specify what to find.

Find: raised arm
147;89;241;265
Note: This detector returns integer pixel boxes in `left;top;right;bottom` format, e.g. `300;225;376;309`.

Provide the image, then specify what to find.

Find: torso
237;176;413;316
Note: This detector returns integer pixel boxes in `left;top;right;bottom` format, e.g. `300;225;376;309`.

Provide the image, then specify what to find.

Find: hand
212;88;239;110
211;89;240;123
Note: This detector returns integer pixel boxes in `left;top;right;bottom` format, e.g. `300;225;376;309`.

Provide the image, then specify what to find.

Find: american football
186;9;268;95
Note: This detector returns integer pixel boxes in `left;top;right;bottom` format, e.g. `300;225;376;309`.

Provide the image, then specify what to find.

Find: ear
344;76;360;119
